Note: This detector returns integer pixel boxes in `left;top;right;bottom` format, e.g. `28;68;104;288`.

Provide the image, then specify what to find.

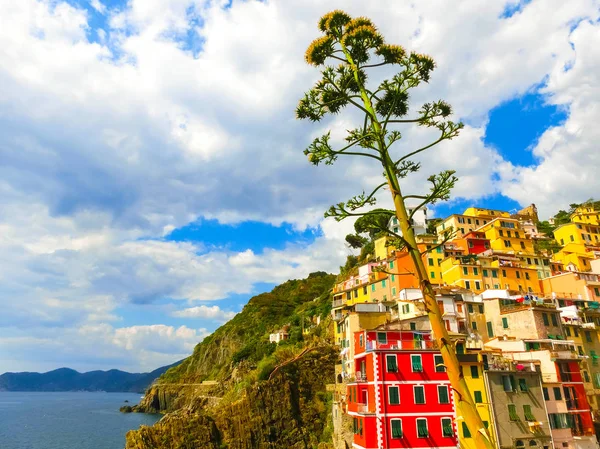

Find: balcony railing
332;299;345;308
356;403;375;414
551;351;581;360
355;372;368;382
365;339;438;351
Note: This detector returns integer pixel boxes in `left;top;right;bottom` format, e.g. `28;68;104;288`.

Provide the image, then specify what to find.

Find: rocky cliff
126;272;337;448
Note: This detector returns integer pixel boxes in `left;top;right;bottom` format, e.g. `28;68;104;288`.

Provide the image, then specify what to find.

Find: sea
0;392;161;449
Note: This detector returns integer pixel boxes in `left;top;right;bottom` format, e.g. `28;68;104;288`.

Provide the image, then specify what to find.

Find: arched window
515;440;524;448
529;441;537;446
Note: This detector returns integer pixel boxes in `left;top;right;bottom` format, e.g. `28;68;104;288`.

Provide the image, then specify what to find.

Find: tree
297;11;493;448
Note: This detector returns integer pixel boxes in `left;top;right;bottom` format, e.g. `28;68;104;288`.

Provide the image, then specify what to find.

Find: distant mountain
0;362;181;393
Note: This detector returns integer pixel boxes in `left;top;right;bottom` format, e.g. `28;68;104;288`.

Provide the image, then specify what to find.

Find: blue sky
0;0;598;373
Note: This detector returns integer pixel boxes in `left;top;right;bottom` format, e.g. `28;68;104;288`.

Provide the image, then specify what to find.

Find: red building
461;231;491;255
556;360;595;436
346;329;458;449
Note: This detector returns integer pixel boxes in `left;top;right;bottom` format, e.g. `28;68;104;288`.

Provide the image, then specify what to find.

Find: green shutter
502;317;509;328
411;355;423;372
434;355;446;372
551;314;558;326
553;387;562;400
519;378;528;392
391;419;402;438
487;321;494;337
462;422;471;438
389;386;400;405
414;386;425;404
442;418;453;437
387;355;398;373
474;391;483;403
470;366;479;378
523;405;536;421
438;385;449;404
508;404;520;421
377;332;387;344
417;419;428;437
542;313;549;326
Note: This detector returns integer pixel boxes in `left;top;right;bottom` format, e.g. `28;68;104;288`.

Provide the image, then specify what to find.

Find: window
525;272;530;280
499;230;504;237
414;385;425;404
411;355;423;372
473;267;479;276
389;261;394;269
388;386;400;405
542;313;549;326
470;366;479;379
472;321;477;330
516;271;521;279
502;317;509;329
463;267;469;275
504;240;511;248
363;286;367;295
410;322;416;330
520;241;525;249
543;387;549;401
430;271;436;279
456;343;464;354
586;331;593;343
434;355;446;372
352;417;363;436
386;355;398;373
502;269;507;277
371;284;375;292
467;303;474;313
492;269;498;278
487;321;494;337
527;258;532;264
392;287;396;297
523;405;536;421
502;375;514;392
519;378;528;392
474;391;483;403
353;289;358;298
438;385;450;404
508;404;520;421
516;441;524;448
441;418;453;437
483;269;489;277
377;332;387;344
478;304;484;313
391;274;395;282
382;279;386;287
475;281;481;290
390;419;403;438
359;335;364;347
462;422;471;438
553;387;562;400
416;418;428;438
507;230;512;238
551;314;558;326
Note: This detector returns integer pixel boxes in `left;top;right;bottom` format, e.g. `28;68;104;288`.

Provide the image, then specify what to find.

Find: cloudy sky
1;0;599;373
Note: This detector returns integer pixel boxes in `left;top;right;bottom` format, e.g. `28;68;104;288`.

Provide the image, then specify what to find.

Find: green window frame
382;279;386;287
391;274;395;282
462;422;471;438
386;355;398;373
551;314;558;326
411;355;423;372
519;378;528;392
474;391;483;403
441;418;453;437
553;387;562;400
542;313;549;326
434;355;446;372
467;303;474;313
473;267;479;275
377;332;387;344
389;261;394;269
523;405;535;421
483;269;489;277
390;419;403;438
388;386;400;405
428;258;434;266
371;284;375;292
438;385;449;404
392;287;396;296
470;366;479;379
487;321;494;337
430;271;435;279
502;317;509;329
508;404;520;421
416;418;428;437
463;266;469;275
492;269;498;278
414;386;425;404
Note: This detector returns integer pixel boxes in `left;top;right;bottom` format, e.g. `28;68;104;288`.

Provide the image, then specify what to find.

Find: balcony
355;372;368;382
333;311;343;321
365;339;438;351
332;298;345;309
551;351;581;361
356;403;375;415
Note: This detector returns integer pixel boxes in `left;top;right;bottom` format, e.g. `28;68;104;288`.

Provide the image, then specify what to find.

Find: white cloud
171;305;237;322
0;0;599;371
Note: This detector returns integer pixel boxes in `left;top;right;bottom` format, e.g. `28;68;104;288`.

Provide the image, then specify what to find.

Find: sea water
0;392;160;449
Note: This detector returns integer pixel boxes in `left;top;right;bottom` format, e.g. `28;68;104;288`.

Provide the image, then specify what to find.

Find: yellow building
552;222;600;272
554;222;600;247
457;352;497;449
571;205;600;226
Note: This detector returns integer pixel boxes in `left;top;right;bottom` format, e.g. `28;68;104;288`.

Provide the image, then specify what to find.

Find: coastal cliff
126;272;337;448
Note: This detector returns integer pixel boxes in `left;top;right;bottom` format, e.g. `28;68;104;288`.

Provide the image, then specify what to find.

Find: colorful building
346;328;458;449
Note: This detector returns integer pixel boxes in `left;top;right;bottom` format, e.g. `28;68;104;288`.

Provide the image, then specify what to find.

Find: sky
1;0;599;374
